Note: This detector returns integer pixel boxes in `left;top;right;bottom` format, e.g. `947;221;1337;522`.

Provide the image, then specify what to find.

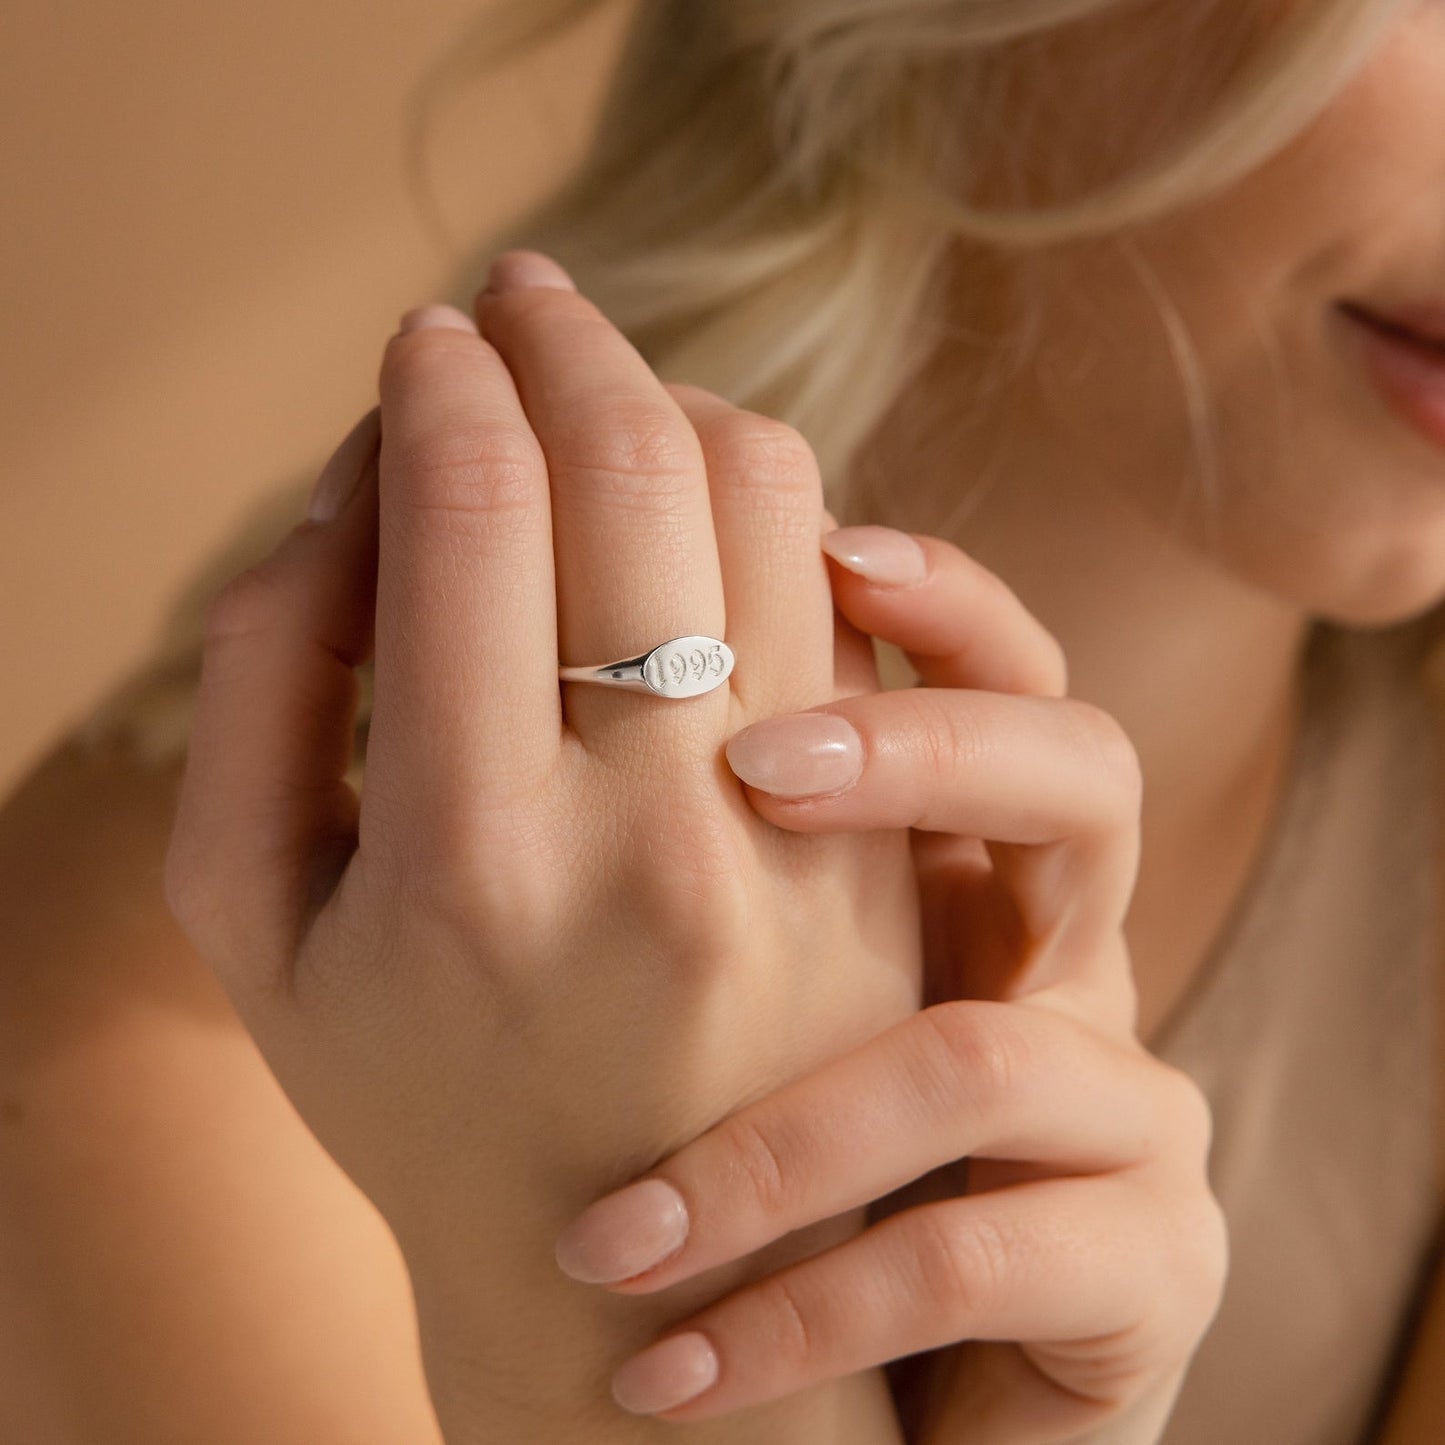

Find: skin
165;279;918;1445
164;242;1223;1445
843;0;1445;1046
554;0;1445;1436
10;1;1442;1441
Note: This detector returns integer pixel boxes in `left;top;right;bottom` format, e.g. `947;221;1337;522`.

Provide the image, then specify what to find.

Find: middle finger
475;254;728;745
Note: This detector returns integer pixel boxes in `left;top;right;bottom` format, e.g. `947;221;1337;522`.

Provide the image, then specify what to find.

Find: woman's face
959;0;1445;626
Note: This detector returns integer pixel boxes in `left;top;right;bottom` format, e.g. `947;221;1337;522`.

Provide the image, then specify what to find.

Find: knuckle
665;380;725;406
899;533;1071;696
710;411;821;495
381;324;477;378
379;331;486;412
203;563;289;643
752;1271;818;1373
1167;1192;1231;1338
160;831;250;972
1159;1065;1216;1171
482;282;600;332
913;1206;1011;1321
719;1111;797;1224
904;692;989;784
553;399;701;500
972;567;1069;691
913;1000;1027;1121
1066;700;1144;817
1033;625;1071;693
620;806;754;965
392;427;543;519
381;815;562;950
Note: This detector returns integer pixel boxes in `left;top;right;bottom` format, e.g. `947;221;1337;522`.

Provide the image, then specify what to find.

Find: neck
852;378;1314;1038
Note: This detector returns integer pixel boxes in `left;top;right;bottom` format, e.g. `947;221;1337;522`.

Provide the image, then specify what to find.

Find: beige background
1;0;628;802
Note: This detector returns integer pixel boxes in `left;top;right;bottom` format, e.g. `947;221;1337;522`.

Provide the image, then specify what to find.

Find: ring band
557;635;734;698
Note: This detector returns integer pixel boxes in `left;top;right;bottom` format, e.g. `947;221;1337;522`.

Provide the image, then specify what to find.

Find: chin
1216;463;1445;629
1285;547;1445;631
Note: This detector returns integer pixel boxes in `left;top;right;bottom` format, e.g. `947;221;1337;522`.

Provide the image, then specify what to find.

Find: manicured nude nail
484;250;578;294
306;408;381;523
726;714;863;797
611;1332;719;1416
397;304;478;335
555;1178;690;1285
821;525;928;587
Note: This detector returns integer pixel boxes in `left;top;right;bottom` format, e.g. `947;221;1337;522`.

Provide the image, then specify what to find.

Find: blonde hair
73;0;1417;775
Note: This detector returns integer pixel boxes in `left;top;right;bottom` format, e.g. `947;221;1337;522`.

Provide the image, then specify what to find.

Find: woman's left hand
553;528;1229;1443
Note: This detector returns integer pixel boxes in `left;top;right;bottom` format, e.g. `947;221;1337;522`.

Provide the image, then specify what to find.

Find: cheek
1245;12;1445;294
975;5;1445;620
1017;4;1445;464
1064;7;1444;318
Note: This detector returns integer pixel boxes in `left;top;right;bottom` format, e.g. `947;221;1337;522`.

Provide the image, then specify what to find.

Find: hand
161;253;920;1439
552;529;1229;1442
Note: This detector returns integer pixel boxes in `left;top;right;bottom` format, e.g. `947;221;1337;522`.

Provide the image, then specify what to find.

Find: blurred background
1;0;632;802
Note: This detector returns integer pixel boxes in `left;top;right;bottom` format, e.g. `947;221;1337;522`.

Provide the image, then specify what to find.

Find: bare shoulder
0;735;232;1028
0;738;442;1444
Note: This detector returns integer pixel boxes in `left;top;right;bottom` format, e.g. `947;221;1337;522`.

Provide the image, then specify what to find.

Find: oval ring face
641;636;734;698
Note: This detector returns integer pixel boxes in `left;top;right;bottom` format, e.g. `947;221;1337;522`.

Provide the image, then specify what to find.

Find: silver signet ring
557;635;734;698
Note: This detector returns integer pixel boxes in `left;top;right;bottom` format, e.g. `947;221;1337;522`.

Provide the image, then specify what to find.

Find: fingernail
821;525;927;587
554;1178;690;1285
306;407;381;523
483;250;577;295
612;1332;719;1416
725;713;863;797
397;303;478;335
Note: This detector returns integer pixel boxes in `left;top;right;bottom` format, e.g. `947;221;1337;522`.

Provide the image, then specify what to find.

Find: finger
164;409;381;993
834;612;883;700
370;304;562;858
819;503;882;697
666;384;833;715
723;687;1143;986
475;256;727;745
552;1000;1183;1294
820;526;1067;696
915;1346;1194;1445
608;1174;1199;1425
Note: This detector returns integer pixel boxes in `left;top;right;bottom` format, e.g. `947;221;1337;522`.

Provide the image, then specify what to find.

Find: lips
1339;301;1445;354
1338;299;1445;459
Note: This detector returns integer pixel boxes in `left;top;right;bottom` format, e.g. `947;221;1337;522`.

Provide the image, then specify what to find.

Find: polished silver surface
558;635;734;698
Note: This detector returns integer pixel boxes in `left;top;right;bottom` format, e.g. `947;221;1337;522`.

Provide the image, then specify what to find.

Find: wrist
404;1206;904;1444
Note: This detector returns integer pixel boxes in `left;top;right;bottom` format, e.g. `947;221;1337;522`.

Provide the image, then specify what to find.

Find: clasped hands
164;249;1227;1444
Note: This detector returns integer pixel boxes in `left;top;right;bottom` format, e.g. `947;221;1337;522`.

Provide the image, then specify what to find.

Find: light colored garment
1151;614;1445;1444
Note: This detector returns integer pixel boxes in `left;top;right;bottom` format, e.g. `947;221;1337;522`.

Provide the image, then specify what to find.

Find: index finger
366;308;562;864
729;686;1142;995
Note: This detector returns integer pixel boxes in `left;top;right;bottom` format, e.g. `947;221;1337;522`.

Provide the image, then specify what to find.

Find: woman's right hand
161;252;921;1440
549;529;1229;1443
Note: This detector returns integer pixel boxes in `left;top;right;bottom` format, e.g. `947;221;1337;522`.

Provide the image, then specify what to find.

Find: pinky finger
163;408;381;999
609;1175;1204;1433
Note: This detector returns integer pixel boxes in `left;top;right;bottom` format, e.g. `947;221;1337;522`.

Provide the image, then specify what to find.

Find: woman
5;0;1444;1440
